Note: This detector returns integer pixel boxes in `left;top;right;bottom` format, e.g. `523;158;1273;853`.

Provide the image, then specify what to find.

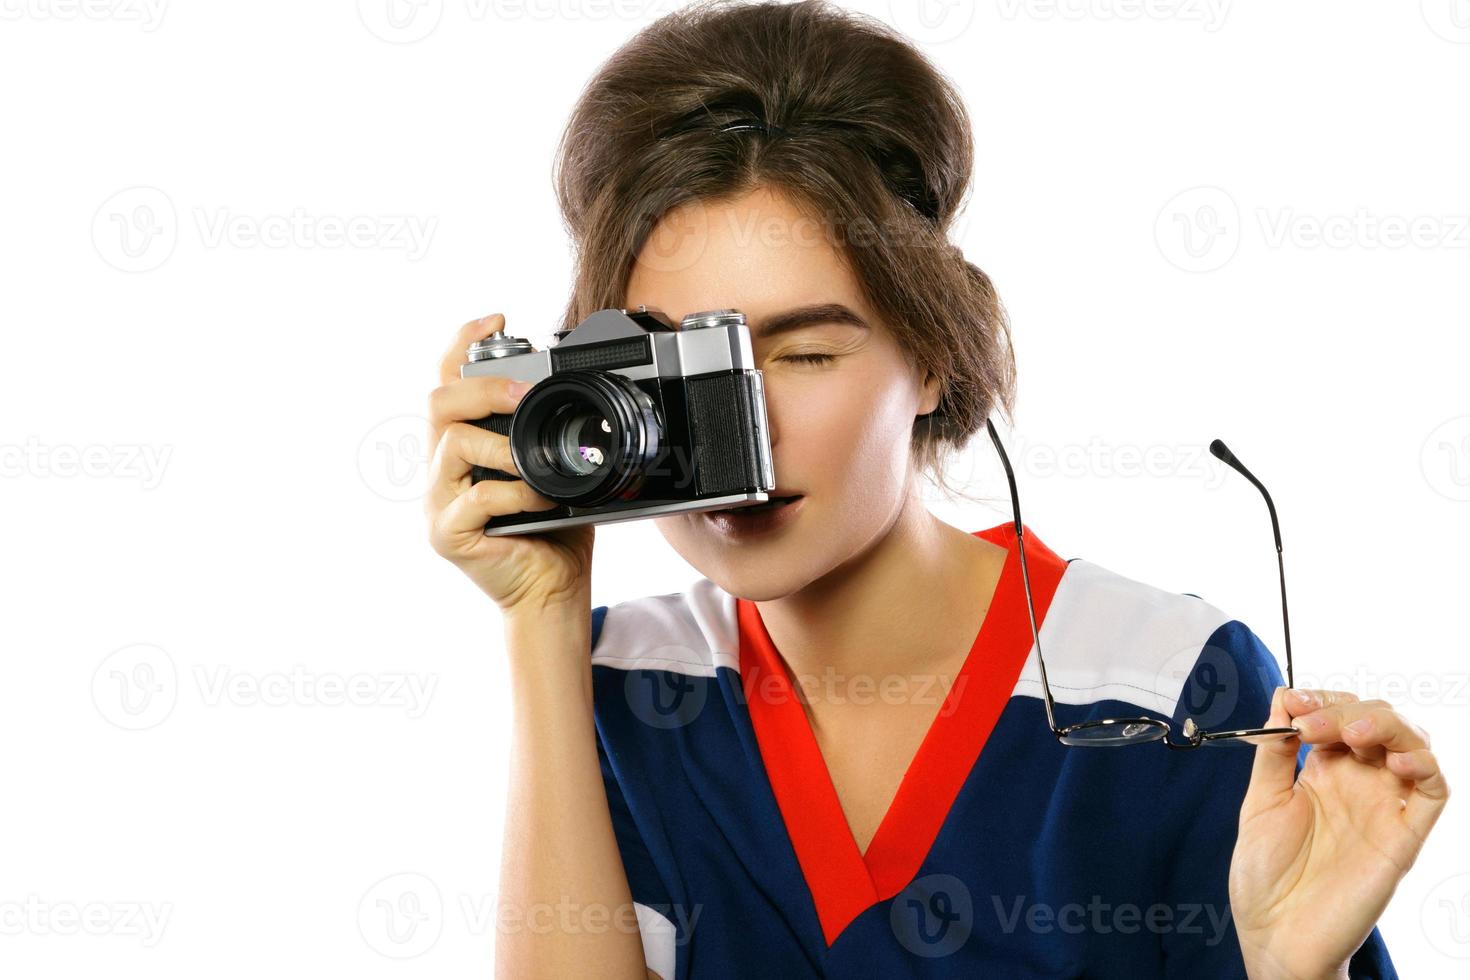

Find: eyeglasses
985;418;1299;750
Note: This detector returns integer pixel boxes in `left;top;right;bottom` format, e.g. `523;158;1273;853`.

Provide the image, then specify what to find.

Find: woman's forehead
625;191;880;330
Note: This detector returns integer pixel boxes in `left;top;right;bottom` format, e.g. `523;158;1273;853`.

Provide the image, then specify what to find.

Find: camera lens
509;371;662;507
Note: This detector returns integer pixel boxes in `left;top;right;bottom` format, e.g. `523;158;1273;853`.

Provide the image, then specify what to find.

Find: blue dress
588;521;1397;978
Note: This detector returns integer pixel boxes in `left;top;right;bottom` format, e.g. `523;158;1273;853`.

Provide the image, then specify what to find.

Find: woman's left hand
1227;687;1450;980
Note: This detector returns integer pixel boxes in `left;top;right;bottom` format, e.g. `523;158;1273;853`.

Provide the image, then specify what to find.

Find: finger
1390;747;1450;842
1338;705;1431;755
433;477;558;542
1241;686;1301;821
439;313;506;386
1387;747;1439;782
1290;699;1408;759
427;423;518;512
428;375;532;432
1281;687;1360;717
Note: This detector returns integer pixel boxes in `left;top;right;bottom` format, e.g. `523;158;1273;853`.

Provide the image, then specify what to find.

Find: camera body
460;306;776;536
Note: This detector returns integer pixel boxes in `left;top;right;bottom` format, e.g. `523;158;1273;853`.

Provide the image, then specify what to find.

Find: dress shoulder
591;576;739;677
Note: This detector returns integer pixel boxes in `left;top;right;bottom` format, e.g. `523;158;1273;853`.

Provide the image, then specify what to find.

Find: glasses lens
1059;718;1168;746
548;406;614;478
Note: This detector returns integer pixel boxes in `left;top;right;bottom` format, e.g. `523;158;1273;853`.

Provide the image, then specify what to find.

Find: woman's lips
702;494;805;537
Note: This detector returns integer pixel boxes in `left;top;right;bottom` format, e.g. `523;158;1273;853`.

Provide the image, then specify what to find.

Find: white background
2;0;1467;975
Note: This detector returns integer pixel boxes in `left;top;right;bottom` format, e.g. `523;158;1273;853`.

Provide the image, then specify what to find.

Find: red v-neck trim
735;522;1069;946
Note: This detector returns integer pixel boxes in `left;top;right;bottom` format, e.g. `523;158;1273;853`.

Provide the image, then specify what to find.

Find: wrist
500;579;592;623
1240;945;1350;980
502;596;591;631
501;600;595;693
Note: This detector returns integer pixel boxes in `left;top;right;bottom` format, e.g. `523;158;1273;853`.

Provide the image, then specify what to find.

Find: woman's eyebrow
753;303;870;338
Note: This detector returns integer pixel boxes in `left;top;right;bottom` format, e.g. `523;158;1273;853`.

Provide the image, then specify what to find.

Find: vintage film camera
460;306;776;535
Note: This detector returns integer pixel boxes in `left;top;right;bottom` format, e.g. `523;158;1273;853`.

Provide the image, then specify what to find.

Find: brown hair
552;0;1016;498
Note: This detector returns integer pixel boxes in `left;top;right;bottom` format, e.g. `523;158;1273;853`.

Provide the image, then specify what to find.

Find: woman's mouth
702;494;805;536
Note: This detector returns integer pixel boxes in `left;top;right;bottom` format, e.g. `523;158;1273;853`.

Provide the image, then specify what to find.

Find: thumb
1240;686;1301;821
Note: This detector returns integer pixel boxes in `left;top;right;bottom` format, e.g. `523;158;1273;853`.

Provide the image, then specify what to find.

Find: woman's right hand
426;313;596;614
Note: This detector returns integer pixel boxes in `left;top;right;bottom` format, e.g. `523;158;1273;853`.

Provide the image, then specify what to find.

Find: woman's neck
752;493;1008;682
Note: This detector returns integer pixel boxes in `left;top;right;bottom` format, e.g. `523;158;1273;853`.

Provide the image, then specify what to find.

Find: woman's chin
686;534;815;602
707;568;803;603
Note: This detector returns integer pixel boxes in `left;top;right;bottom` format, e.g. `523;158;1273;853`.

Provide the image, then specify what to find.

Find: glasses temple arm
986;418;1062;731
1208;439;1294;689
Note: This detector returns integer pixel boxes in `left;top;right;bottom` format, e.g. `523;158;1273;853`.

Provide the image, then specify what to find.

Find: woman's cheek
770;382;853;471
807;391;907;510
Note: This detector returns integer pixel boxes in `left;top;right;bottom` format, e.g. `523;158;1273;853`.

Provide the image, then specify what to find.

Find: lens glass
1058;718;1169;747
548;405;615;478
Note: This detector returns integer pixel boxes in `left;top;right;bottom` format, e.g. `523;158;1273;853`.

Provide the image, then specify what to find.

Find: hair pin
719;119;789;139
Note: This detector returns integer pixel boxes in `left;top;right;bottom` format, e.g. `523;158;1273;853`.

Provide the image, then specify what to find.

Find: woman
427;2;1448;977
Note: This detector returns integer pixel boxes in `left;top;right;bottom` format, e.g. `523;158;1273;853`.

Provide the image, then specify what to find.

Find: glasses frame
985;418;1299;751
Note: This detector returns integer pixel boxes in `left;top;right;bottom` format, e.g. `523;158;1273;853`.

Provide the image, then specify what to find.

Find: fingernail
1344;718;1372;737
1288;688;1320;709
508;380;533;398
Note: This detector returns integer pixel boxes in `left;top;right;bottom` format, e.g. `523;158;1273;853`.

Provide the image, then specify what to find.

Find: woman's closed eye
776;351;836;365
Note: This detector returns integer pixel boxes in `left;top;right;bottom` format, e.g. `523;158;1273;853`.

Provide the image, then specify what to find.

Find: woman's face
626;185;940;601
